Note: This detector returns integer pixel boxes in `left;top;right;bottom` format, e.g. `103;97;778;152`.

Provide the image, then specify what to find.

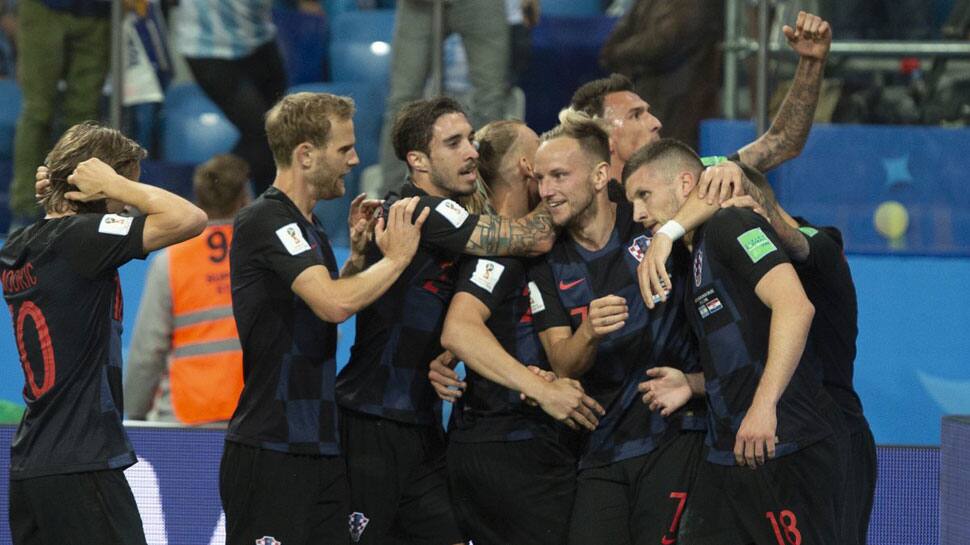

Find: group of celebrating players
3;9;877;545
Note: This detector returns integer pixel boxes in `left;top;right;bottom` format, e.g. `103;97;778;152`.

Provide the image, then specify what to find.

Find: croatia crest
628;235;650;262
349;512;370;543
694;250;704;287
256;537;281;545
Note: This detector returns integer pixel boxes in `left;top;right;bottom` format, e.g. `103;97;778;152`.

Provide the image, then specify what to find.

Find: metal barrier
722;0;970;133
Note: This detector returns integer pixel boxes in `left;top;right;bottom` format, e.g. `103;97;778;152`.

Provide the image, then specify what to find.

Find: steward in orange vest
125;155;251;424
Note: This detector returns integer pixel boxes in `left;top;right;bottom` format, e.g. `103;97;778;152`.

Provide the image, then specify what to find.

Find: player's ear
679;171;696;198
407;150;430;174
592;161;610;191
294;142;314;170
518;156;533;179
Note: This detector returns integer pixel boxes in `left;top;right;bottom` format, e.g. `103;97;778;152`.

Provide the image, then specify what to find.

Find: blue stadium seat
139;159;196;200
287;81;385;168
0;79;22;161
161;83;239;165
521;15;618;131
0;80;20;231
273;7;330;86
542;0;602;17
324;0;357;17
328;9;396;88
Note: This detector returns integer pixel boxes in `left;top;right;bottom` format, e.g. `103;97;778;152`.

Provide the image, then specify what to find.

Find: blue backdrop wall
0;247;966;446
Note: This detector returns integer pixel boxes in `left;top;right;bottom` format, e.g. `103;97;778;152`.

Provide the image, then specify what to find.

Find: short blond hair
265;92;356;168
42;122;146;214
541;109;611;166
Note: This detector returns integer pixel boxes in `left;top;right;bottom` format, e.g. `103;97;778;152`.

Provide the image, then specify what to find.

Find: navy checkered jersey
448;255;568;444
530;201;704;470
792;219;866;431
685;208;833;465
228;188;341;455
1;213;147;479
337;183;478;425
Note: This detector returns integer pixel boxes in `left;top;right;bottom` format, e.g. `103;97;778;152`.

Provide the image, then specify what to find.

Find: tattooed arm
737;12;832;172
463;203;556;257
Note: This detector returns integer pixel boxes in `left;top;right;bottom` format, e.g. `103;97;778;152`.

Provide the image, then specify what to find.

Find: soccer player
335;97;556;545
527;110;705;545
622;139;839;544
570;10;832;184
637;161;876;545
2;122;207;545
222;92;430;545
439;119;604;545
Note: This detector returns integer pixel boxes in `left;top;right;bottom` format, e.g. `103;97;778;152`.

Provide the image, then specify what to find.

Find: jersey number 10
8;301;56;399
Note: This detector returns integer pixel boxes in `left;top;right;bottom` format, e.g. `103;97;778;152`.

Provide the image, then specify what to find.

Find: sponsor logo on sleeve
349;512;370;543
528;281;545;313
98;214;134;236
275;223;311;255
435;199;470;228
470;259;504;293
627;234;650;262
798;226;819;238
700;155;728;167
737;227;777;263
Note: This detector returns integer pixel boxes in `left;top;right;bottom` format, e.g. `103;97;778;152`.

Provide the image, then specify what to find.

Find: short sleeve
61;213;148;279
794;223;848;291
455;256;522;314
527;259;569;332
707;208;790;290
235;202;324;287
406;196;478;255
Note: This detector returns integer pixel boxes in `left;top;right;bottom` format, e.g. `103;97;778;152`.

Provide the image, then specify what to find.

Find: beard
561;173;599;228
430;161;477;198
307;163;345;201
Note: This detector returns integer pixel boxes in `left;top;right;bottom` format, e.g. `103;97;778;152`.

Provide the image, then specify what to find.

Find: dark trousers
568;431;705;545
9;469;148;545
185;40;287;195
219;441;350;545
843;423;878;545
447;436;577;545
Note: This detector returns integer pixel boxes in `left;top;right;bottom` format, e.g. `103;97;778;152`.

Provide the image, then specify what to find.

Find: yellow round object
873;200;909;240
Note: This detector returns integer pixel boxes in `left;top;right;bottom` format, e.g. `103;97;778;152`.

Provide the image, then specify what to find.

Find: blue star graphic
882;155;914;190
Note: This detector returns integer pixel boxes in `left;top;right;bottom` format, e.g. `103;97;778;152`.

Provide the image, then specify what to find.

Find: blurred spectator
125;154;250;425
171;0;318;197
8;0;111;225
0;0;15;77
599;0;723;149
818;0;934;40
376;0;538;196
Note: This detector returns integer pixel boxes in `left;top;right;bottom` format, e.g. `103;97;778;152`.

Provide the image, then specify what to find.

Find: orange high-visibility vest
167;223;243;424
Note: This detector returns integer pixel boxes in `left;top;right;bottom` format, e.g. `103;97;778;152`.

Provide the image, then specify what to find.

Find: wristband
656;220;686;241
